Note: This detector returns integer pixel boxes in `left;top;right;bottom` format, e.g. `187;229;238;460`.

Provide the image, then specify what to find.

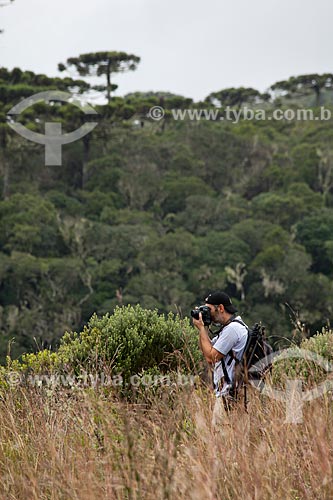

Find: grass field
0;381;332;500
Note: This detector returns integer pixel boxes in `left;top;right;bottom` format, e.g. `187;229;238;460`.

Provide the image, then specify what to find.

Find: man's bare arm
193;314;224;364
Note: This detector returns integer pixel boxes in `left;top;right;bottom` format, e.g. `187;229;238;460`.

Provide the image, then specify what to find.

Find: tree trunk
106;63;111;104
81;135;91;189
314;84;321;106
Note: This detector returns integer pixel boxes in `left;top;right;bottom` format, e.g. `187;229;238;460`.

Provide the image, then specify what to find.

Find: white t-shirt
211;315;248;397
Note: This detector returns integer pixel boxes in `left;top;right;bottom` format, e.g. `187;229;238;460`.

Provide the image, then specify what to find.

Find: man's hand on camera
193;312;222;364
192;312;206;331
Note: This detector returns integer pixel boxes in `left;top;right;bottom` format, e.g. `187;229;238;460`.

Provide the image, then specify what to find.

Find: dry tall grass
0;382;332;499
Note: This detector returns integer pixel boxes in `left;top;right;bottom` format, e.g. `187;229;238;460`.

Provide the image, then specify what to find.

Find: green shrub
20;350;61;373
0;351;61;392
58;305;201;380
0;305;202;398
272;328;333;386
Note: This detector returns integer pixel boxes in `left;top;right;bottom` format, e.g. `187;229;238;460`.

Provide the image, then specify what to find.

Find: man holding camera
192;291;248;425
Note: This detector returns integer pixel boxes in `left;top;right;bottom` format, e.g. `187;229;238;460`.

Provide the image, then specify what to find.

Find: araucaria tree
58;51;141;103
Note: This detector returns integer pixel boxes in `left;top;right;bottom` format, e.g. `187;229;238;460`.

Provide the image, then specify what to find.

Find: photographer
192;291;248;426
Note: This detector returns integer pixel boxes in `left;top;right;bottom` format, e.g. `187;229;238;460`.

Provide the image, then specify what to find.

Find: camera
190;305;212;326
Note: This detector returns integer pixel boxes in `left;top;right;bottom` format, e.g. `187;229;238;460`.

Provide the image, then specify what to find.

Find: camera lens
190;309;199;320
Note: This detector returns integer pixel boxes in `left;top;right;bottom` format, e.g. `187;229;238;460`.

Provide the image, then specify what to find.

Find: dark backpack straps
220;358;231;384
216;316;248;385
225;319;249;366
217;313;238;338
230;318;249;331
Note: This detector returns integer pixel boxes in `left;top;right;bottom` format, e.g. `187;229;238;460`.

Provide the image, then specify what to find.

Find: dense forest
1;60;333;361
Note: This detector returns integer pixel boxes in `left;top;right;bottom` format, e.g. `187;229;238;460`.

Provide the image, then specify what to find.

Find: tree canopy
58;51;141;103
270;73;333;105
1;63;333;360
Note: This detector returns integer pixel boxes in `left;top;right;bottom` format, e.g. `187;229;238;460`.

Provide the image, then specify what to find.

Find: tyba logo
7;91;98;166
249;348;333;424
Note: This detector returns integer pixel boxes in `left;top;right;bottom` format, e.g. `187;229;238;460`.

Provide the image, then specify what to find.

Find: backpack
218;319;273;409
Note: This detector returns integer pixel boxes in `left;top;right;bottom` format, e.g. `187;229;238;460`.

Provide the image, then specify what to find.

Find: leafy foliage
0;306;202;398
58;305;201;379
1;65;333;360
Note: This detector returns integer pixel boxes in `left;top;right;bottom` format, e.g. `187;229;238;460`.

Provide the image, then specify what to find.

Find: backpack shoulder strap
230;318;249;331
225;319;249;366
220;358;231;384
216;318;249;371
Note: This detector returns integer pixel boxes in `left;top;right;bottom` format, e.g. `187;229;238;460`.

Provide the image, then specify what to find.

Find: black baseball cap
204;291;238;314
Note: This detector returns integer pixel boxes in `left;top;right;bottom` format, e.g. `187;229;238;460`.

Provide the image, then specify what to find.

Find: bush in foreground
58;305;201;376
2;305;202;398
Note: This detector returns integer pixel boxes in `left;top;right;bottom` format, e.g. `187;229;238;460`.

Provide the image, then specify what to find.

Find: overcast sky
1;0;332;102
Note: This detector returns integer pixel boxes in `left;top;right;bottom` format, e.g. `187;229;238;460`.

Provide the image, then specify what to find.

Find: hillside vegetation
1;62;333;499
0;66;333;361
